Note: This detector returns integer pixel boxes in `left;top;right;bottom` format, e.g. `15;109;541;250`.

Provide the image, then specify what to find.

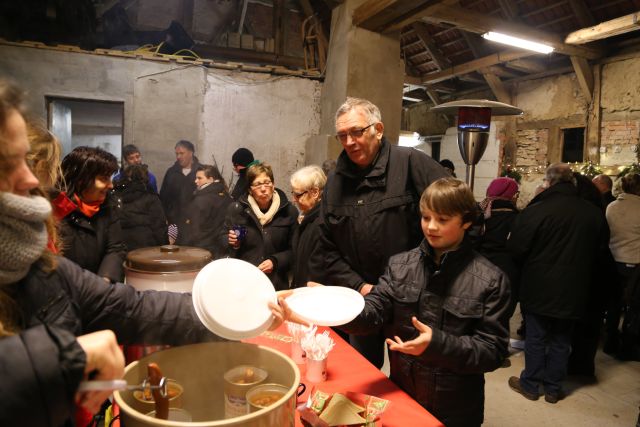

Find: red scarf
72;194;102;218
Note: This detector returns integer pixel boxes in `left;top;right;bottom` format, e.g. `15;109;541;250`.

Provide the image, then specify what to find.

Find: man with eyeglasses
310;97;447;368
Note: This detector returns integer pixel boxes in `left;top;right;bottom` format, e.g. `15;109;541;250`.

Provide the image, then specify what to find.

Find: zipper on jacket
38;294;64;318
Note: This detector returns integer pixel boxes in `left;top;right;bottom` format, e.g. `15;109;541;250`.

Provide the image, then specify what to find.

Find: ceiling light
482;31;554;54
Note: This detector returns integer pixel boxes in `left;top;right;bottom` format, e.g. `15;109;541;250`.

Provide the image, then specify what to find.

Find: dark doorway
561;127;585;163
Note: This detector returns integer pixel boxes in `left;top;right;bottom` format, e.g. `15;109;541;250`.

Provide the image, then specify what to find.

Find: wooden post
585;64;602;163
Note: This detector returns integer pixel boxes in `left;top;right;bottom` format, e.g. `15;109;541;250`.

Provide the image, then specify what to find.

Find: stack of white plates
192;258;277;340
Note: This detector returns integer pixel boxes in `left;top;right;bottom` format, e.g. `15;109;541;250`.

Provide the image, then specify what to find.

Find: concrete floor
379;309;640;426
484;311;640;427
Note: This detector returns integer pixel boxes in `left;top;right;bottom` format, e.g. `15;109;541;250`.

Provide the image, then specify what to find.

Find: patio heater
430;100;523;190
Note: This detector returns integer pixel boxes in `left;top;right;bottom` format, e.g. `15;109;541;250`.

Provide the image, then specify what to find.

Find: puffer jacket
311;138;447;290
177;181;232;257
1;256;222;427
113;180;168;251
341;240;511;427
290;203;324;288
222;189;298;291
56;194;127;283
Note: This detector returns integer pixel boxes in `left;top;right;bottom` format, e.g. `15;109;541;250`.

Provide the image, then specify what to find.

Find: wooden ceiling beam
353;0;399;27
565;12;640;44
496;0;519;21
567;0;595;27
387;4;602;59
412;21;450;70
373;0;460;33
420;49;534;84
486;65;520;79
570;56;594;100
482;72;511;103
426;87;442;105
504;58;546;73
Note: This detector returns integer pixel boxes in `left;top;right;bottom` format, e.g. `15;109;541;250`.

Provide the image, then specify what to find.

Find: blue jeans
520;313;575;396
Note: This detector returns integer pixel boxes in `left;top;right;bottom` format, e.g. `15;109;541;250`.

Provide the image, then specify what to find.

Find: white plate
286;286;365;327
192;258;277;340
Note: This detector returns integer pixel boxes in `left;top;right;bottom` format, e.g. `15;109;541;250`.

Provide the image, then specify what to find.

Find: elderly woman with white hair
289;165;327;288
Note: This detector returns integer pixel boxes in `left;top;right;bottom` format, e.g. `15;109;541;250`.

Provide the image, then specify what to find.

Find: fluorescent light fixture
482;31;554;54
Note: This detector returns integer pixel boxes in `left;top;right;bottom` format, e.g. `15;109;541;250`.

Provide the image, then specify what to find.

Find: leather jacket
341;239;511;426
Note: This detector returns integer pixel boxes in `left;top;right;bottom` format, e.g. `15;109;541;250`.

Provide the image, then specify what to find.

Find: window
561;127;585;163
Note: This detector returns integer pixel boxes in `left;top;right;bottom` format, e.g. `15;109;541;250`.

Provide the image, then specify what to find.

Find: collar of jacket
300;203;320;226
527;181;577;207
238;187;290;212
335;137;390;188
194;181;226;196
419;237;474;273
168;160;201;174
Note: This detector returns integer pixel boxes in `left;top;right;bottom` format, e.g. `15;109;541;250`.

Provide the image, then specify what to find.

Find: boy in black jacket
340;178;511;427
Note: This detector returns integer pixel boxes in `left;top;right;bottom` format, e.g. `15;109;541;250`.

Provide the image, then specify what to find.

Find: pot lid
125;245;212;273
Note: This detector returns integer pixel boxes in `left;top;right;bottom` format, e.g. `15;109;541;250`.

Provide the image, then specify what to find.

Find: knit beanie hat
486;177;519;199
232;148;254;167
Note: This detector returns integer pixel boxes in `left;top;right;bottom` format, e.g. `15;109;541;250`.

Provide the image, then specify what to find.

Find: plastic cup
306;357;327;383
232;225;248;242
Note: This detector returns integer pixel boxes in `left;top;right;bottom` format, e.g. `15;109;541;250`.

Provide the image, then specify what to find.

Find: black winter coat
341;240;511;427
1;257;221;427
508;182;607;319
223;189;298;291
113;181;168;251
475;199;519;292
311;139;447;290
230;169;249;200
177;182;232;257
58;196;127;283
290;203;324;288
159;161;201;224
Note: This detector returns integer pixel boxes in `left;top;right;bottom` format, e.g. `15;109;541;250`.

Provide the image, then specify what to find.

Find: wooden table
245;325;444;427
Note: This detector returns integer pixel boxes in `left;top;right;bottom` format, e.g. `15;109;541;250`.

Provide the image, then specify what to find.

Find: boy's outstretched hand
268;290;310;330
385;316;433;356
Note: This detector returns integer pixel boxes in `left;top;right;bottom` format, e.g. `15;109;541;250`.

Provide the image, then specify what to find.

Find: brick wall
600;119;640;165
516;128;549;167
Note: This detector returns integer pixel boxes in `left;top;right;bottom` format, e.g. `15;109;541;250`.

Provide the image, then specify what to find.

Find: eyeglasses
251;180;273;189
291;190;308;199
335;123;375;143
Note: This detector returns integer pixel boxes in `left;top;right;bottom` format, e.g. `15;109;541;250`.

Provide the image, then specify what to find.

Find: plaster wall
0;44;322;190
201;72;322;194
514;73;587;121
402;102;450;136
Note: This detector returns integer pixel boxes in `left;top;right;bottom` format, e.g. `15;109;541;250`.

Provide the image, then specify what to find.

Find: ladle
78;377;168;397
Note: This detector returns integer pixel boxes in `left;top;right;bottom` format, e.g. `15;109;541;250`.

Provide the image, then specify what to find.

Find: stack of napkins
303;390;390;427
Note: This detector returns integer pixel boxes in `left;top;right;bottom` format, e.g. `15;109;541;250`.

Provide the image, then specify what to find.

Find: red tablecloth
245;325;444;427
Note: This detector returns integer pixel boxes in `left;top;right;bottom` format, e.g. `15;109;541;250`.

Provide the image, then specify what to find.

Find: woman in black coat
0;80;297;425
55;146;127;283
476;177;520;304
113;164;168;251
177;164;231;257
224;162;298;291
289;165;326;288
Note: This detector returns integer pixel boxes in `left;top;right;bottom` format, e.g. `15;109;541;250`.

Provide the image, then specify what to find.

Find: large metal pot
114;342;300;426
124;245;212;292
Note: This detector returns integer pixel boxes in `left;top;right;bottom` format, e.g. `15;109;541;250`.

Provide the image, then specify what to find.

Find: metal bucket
114;342;300;426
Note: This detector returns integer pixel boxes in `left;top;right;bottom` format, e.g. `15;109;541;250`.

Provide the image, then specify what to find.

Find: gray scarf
0;192;51;285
